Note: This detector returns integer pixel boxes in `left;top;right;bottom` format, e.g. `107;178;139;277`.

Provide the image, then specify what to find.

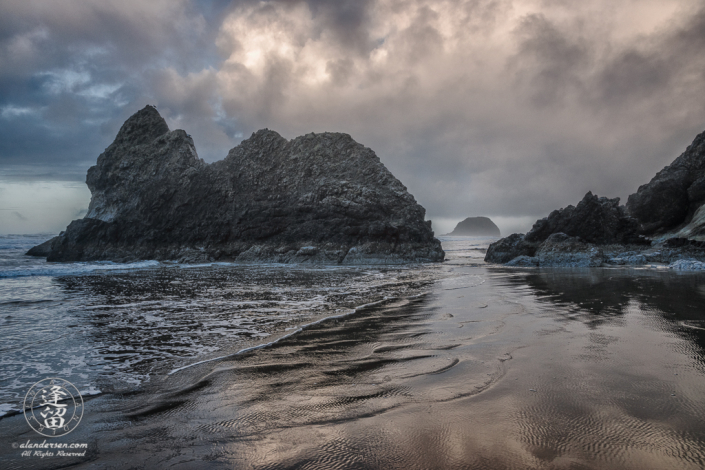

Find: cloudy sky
1;0;704;235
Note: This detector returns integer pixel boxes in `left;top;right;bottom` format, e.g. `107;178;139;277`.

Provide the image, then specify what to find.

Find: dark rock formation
29;106;444;264
486;232;604;267
25;237;56;257
484;133;705;266
534;233;604;267
504;255;539;267
664;237;705;248
484;233;537;264
488;129;705;267
486;191;647;265
524;192;643;245
627;129;705;234
447;217;500;237
505;233;604;267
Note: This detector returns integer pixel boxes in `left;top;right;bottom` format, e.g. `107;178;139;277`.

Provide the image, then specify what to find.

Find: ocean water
0;234;446;417
2;234;705;469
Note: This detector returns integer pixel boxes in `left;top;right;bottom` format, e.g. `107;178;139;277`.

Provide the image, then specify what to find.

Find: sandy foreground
2;263;705;469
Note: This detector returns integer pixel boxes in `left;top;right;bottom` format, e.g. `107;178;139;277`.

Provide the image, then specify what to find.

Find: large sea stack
447;217;500;237
485;128;705;267
29;106;444;264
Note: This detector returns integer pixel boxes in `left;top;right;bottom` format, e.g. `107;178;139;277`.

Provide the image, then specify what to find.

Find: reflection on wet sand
497;268;705;353
2;266;705;469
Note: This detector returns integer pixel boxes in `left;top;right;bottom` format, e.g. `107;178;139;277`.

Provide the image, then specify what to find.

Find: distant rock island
28;106;444;264
446;217;500;237
485;129;705;267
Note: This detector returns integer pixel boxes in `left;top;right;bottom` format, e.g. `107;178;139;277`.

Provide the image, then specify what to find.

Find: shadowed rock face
486;191;645;266
524;192;642;245
485;128;705;266
484;233;537;264
484;189;657;266
627;130;705;234
32;106;444;264
447;217;500;237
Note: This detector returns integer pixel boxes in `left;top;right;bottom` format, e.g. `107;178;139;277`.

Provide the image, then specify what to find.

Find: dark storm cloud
0;0;224;178
207;1;705;229
511;4;705;118
510;13;592;107
499;2;705;213
2;0;705;235
596;11;705;110
305;0;374;54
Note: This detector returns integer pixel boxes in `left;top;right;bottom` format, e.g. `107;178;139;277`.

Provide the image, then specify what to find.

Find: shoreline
2;263;705;468
166;295;404;376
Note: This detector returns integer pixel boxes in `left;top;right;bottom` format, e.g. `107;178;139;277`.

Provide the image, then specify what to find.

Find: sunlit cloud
1;0;705;234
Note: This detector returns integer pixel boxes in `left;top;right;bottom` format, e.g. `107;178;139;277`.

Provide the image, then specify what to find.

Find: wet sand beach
2;238;705;469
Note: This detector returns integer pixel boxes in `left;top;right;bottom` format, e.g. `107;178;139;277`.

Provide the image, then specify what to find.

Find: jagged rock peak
484;128;705;266
113;105;170;147
485;191;648;266
30;106;444;264
524;191;642;245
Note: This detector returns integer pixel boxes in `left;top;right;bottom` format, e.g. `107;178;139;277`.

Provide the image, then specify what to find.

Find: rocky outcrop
524;192;643;244
669;259;705;271
485;191;647;265
487;128;705;267
29;106;444;264
627;129;705;234
505;255;539;267
494;233;604;267
534;233;604;267
447;217;500;237
25;237;56;257
667;204;705;242
484;233;537;264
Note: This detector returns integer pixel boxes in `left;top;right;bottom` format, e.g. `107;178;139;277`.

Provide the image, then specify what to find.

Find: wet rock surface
504;255;538;267
484;233;538;264
669;259;705;270
30;106;444;264
487;229;705;267
447;216;500;237
534;233;604;267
